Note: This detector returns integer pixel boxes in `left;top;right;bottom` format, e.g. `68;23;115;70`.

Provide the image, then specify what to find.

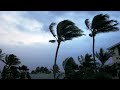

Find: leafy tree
63;57;78;79
18;65;30;79
1;54;21;79
78;54;95;79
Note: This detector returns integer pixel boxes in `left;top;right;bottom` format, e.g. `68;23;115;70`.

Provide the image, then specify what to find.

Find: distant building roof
108;42;120;50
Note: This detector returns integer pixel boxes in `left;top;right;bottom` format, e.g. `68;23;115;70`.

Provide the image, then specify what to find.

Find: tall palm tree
49;20;84;79
96;48;113;67
85;14;119;73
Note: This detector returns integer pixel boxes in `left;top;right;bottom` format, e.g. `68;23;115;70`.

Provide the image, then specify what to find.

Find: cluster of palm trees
0;49;30;79
62;48;120;79
49;13;119;79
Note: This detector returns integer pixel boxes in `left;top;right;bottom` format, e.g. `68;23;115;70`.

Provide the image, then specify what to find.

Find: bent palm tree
85;14;119;73
49;20;84;79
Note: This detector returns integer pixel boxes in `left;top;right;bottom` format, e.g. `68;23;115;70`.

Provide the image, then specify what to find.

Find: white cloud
0;11;53;45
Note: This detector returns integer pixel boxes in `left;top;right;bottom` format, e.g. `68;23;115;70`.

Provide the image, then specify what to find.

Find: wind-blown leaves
57;20;75;38
91;14;119;34
49;40;56;43
78;54;93;64
96;48;112;65
49;22;56;38
49;20;84;42
0;49;5;61
85;19;91;30
5;54;21;66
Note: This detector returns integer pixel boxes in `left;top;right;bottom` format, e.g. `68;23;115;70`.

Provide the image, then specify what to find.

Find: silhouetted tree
0;49;5;63
31;66;51;74
78;54;95;79
1;54;21;79
63;57;78;79
18;65;30;79
96;48;112;67
85;14;119;73
49;20;84;79
10;66;20;79
51;64;60;78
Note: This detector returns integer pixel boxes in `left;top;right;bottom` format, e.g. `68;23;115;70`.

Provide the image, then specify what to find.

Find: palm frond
57;20;75;38
91;14;119;34
49;22;56;38
55;20;84;42
96;48;111;65
85;19;91;30
49;40;56;43
92;14;109;28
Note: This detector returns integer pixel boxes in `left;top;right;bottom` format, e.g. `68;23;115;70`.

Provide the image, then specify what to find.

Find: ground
0;73;65;79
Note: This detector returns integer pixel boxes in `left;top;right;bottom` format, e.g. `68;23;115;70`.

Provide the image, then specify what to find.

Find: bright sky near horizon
0;11;120;71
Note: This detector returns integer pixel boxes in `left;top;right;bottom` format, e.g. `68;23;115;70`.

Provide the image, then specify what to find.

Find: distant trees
49;20;84;79
31;66;51;74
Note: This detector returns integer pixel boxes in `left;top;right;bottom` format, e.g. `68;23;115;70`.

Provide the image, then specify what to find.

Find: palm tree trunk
93;36;97;74
53;42;61;79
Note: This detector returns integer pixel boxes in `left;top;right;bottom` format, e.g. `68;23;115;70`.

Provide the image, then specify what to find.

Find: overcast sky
0;11;120;71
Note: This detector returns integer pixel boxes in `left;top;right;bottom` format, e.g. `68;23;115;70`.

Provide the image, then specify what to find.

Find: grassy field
0;73;65;79
30;73;65;79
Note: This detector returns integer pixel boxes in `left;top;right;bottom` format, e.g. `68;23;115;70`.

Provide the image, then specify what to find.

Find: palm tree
63;57;78;79
96;48;112;67
5;54;21;67
18;65;30;79
1;54;21;79
78;54;94;66
78;54;94;79
85;14;119;73
49;20;84;79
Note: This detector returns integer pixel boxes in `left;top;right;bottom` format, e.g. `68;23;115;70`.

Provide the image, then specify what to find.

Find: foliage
63;57;78;79
31;66;51;74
